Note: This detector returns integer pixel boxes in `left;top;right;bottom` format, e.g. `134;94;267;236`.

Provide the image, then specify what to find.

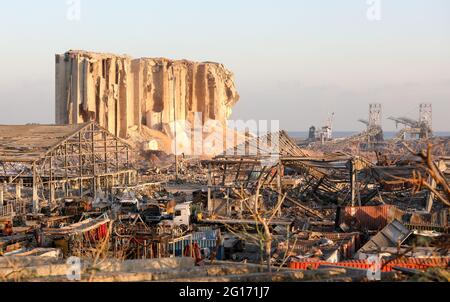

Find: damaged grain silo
55;50;240;153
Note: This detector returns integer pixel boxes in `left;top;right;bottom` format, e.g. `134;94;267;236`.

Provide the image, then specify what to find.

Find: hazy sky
0;0;449;131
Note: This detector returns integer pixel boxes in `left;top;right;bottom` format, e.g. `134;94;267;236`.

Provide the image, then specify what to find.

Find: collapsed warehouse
0;122;135;211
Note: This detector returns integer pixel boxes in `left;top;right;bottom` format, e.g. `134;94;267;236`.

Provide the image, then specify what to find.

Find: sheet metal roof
219;130;310;158
0;123;90;163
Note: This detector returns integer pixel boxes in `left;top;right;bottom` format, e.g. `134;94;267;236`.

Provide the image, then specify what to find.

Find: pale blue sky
0;0;449;131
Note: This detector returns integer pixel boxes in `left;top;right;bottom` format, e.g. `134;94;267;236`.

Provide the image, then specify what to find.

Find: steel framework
0;122;136;214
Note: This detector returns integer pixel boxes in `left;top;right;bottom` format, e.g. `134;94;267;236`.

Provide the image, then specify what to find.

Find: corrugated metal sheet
289;258;450;272
357;220;412;255
341;205;401;230
169;230;219;257
342;205;448;231
170;239;217;256
196;226;217;232
192;230;218;240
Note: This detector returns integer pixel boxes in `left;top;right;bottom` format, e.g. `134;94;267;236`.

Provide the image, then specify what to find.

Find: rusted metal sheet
289;258;450;272
341;205;403;230
342;205;448;231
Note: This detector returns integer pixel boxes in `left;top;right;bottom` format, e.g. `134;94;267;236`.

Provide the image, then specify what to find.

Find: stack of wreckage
1;120;449;282
201;130;449;271
1;49;449;281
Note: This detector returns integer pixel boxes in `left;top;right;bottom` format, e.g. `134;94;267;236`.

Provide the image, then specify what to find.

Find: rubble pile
1;123;449;282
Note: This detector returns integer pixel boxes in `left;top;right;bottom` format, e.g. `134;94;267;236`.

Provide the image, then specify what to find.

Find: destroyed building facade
55;50;240;144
